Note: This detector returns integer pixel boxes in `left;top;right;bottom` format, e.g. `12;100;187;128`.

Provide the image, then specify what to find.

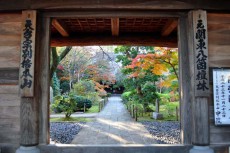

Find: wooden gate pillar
16;10;40;153
188;10;214;153
178;13;193;145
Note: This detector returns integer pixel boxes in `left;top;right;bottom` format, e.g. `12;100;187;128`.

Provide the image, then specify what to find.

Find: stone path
71;96;157;144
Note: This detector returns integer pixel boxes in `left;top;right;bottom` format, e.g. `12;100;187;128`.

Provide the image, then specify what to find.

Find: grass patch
85;105;99;113
137;112;154;122
50;117;93;122
134;102;180;122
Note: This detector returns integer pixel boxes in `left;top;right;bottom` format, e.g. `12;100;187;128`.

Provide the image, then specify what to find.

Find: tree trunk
50;46;72;80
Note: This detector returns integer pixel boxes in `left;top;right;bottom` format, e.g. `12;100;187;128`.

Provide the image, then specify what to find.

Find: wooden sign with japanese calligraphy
213;69;230;125
19;10;36;97
192;10;209;97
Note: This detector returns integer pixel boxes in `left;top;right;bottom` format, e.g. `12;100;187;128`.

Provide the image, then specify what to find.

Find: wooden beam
1;0;230;11
44;10;180;18
161;20;177;36
111;18;119;36
52;19;69;37
51;34;177;47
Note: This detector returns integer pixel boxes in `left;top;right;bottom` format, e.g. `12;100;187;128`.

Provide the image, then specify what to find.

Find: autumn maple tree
115;46;179;113
126;47;178;91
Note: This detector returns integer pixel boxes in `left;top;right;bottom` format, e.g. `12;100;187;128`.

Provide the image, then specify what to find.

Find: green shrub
52;94;92;116
145;104;154;112
51;95;76;118
72;95;92;110
121;91;133;103
158;93;171;104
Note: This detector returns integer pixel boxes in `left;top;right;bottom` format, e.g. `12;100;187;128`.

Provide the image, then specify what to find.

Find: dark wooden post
33;12;51;145
178;13;193;144
188;10;214;153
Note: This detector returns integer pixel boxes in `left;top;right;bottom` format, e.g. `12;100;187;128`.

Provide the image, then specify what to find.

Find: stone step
40;144;191;153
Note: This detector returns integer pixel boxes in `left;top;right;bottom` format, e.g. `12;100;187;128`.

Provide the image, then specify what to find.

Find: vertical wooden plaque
192;10;209;97
19;10;36;97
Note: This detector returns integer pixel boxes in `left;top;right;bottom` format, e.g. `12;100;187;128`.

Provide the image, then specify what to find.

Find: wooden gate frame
35;10;193;146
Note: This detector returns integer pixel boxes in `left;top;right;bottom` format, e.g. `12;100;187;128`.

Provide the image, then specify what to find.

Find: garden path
71;95;157;144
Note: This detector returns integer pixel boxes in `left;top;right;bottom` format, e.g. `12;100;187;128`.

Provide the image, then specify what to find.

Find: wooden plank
208;24;230;32
0;106;20;119
0;22;21;35
0;85;19;94
208;13;230;68
0;46;20;68
52;19;69;37
210;133;230;144
209;45;230;55
0;35;21;46
0;94;20;106
0;68;19;85
207;13;230;24
51;34;177;47
209;59;230;68
19;10;36;97
35;15;51;144
210;125;230;133
0;118;20;130
111;18;119;36
209;31;230;42
20;97;38;145
178;14;192;144
161;19;177;36
0;131;20;144
0;13;21;23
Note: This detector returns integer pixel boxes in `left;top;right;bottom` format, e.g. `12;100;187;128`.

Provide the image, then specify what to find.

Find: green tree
51;72;61;96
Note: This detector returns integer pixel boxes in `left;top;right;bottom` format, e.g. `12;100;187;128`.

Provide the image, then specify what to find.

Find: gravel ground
50;121;180;144
141;121;181;144
50;122;86;144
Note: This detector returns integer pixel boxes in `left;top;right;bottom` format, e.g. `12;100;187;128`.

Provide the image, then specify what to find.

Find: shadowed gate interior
36;10;191;149
49;14;179;144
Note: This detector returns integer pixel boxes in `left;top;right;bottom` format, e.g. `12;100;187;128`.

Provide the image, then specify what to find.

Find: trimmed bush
72;95;92;111
51;95;76;118
121;91;133;103
52;95;92;115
